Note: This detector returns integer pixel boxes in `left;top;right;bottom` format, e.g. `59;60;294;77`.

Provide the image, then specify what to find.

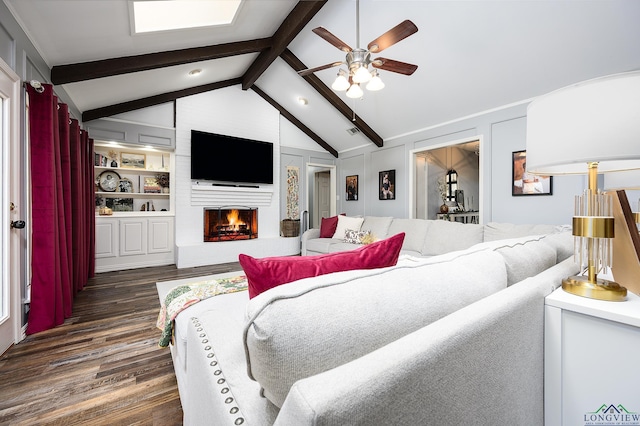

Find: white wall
174;86;296;267
338;102;586;226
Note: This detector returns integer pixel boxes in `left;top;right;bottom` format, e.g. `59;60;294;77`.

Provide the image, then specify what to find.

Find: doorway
306;163;336;230
409;136;483;222
0;59;23;355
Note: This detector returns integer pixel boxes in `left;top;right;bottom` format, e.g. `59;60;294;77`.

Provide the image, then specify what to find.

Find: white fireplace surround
191;183;273;206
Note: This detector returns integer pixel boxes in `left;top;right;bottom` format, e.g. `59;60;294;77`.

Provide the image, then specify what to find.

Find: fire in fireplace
204;207;258;242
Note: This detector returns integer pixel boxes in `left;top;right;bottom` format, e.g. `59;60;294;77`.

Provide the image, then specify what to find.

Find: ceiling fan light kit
300;0;418;99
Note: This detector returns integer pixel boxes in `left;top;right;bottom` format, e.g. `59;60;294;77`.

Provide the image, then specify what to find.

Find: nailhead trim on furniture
191;317;245;425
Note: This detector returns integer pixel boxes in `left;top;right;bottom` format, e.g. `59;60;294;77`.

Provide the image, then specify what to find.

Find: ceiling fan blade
298;62;344;76
367;20;418;53
372;58;418;75
312;27;352;52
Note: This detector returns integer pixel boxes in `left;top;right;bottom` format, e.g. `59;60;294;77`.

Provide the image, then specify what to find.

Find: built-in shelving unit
93;141;175;272
94;143;172;214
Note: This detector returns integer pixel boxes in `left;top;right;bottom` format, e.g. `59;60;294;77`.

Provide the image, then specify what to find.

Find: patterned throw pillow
343;229;372;244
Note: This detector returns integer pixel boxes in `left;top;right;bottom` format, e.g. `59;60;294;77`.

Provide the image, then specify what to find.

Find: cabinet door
148;217;174;254
95;219;118;258
119;218;147;256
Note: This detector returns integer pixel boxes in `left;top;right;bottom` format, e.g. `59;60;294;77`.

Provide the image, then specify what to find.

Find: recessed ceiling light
132;0;242;34
189;69;202;76
297;97;308;106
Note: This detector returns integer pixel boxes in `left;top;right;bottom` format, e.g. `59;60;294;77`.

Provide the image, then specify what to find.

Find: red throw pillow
319;214;344;238
239;232;405;298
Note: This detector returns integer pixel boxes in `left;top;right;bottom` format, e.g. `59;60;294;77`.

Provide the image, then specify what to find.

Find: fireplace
204;207;258;242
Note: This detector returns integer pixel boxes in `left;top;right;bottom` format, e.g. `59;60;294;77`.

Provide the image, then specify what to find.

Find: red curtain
26;83;95;335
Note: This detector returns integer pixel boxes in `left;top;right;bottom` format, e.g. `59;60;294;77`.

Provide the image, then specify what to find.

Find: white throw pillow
333;216;364;240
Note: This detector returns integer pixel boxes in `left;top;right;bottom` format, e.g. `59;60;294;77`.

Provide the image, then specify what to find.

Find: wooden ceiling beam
52;39;271;85
82;78;242;122
280;49;383;147
252;85;338;158
242;0;327;90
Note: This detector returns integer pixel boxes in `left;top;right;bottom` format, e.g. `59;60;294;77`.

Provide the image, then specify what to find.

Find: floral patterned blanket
156;275;248;347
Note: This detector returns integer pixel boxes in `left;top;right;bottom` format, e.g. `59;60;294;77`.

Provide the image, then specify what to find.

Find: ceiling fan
298;0;419;98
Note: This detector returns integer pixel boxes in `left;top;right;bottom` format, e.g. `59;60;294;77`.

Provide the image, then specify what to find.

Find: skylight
132;0;241;34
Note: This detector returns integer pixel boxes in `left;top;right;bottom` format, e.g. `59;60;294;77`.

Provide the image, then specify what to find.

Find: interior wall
490;116;583;225
338;102;586;226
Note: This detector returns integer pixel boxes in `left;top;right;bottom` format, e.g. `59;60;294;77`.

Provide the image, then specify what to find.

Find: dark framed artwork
512;150;553;196
346;175;358;201
379;170;396;200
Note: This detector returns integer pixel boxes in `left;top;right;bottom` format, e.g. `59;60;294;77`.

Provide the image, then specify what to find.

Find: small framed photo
117;178;134;193
120;152;146;169
512;150;553;196
346;175;358;201
379;170;396;200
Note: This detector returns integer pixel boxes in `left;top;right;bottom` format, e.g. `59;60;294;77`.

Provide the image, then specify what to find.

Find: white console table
544;287;640;426
436;211;479;223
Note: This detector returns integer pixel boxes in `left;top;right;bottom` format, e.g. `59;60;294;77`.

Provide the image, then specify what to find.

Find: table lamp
526;70;640;301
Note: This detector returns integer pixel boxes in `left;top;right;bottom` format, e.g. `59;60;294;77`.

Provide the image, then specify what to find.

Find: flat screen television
190;130;274;185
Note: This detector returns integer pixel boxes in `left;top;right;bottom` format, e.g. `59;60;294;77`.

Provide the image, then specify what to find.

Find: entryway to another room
410;136;483;223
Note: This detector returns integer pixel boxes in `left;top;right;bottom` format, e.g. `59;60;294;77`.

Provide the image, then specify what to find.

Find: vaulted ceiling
5;0;640;156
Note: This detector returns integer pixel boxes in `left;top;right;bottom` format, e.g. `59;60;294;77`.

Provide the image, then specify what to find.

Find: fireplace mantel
191;183;273;207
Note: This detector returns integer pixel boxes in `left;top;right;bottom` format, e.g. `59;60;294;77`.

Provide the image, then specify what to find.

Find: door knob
10;220;26;229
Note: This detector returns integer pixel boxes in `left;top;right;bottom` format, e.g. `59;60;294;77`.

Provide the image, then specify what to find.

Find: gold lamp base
562;276;627;301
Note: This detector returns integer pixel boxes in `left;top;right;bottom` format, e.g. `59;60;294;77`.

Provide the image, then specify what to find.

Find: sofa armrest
300;228;320;256
275;258;578;426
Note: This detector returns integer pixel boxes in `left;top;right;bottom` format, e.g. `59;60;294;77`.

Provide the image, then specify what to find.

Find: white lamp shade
526;70;640;175
366;72;385;91
346;83;364;99
352;65;372;83
331;74;350;91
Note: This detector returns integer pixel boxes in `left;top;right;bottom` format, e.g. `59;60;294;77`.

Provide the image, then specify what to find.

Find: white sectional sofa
159;221;576;425
302;215;563;257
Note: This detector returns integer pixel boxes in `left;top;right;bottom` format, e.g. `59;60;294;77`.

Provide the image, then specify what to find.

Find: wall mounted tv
190;130;274;185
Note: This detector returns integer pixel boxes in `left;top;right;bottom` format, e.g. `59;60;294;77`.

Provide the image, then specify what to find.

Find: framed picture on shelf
117;178;134;193
143;177;161;193
346;175;358;201
379;170;395;200
512;150;553;196
120;152;146;169
105;198;134;212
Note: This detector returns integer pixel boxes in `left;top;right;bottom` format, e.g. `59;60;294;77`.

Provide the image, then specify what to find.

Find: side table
544;287;640;426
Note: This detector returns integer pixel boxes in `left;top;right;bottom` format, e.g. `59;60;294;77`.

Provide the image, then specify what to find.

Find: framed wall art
120;152;146;169
346;175;358;201
379;170;396;200
512;150;553;196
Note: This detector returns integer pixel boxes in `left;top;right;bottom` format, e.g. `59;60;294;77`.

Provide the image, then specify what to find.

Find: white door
0;59;22;355
314;171;330;228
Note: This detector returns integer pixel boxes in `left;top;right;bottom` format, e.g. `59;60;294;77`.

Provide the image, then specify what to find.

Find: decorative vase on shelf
440;203;449;213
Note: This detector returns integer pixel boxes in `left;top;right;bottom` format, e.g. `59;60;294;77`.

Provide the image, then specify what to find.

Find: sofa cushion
333;215;364;240
483;222;556;242
304;237;341;254
239;233;405;298
319;215;339;238
387;218;430;252
343;229;371;244
360;216;393;241
495;238;557;286
421;220;484;256
243;248;508;407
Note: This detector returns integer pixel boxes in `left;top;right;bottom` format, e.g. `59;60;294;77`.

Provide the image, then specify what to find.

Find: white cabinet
544;288;640;426
95;216;174;272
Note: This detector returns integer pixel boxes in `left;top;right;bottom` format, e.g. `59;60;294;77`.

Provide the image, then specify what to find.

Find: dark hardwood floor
0;262;242;426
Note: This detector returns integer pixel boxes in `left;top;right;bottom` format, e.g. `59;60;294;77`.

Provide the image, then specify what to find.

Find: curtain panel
26;83;95;335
